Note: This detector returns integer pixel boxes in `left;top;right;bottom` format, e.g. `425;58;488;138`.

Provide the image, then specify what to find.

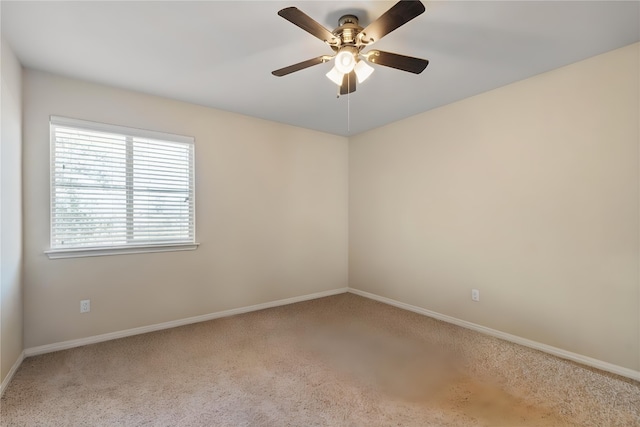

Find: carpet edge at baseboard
347;287;640;382
23;287;349;358
1;350;25;397
20;286;640;382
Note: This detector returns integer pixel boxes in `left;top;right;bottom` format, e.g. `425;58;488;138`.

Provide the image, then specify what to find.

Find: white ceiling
2;1;639;137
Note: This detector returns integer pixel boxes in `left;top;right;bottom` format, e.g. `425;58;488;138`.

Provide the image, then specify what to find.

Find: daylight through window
48;116;196;257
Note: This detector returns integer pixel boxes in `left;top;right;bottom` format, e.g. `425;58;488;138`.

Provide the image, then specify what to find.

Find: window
46;116;197;259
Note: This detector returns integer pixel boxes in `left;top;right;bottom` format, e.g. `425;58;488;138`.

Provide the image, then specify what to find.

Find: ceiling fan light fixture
354;59;374;83
334;46;358;74
272;2;429;94
325;66;344;86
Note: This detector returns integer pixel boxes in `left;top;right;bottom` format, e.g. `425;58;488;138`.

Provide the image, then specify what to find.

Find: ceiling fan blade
339;71;356;95
361;1;425;44
272;56;329;77
278;7;339;45
366;50;429;74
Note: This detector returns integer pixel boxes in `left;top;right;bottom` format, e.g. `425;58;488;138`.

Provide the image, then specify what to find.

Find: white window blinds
49;116;195;255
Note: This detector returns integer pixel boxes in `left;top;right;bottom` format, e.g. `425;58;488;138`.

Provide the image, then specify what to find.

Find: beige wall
1;38;24;382
22;70;349;348
349;43;639;371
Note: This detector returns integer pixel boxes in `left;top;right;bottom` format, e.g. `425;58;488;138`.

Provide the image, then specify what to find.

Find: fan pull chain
336;77;351;132
347;85;350;132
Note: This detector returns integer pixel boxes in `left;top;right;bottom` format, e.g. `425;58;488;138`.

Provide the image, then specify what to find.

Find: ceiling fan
272;0;429;95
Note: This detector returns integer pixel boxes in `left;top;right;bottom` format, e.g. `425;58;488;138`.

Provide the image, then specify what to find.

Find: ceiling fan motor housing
334;14;364;47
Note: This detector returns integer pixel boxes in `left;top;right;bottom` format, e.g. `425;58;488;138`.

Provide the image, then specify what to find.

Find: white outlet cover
471;289;480;302
80;299;91;313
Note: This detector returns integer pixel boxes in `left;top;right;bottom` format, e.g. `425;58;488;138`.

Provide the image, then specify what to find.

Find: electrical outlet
80;299;91;313
471;289;480;302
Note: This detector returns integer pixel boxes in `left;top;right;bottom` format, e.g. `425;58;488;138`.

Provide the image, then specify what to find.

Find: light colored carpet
1;293;639;426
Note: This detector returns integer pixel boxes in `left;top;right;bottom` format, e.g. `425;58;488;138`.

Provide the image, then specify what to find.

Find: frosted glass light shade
354;60;374;83
326;66;344;86
335;50;356;74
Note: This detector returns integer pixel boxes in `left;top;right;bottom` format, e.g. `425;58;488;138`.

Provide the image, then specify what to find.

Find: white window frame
45;116;199;259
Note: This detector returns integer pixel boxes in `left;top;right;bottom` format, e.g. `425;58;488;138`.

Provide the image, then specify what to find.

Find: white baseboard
24;287;349;357
19;286;639;382
348;288;640;382
1;350;25;397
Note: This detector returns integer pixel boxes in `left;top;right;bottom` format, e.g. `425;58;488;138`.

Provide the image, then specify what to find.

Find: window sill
45;242;200;259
